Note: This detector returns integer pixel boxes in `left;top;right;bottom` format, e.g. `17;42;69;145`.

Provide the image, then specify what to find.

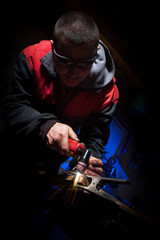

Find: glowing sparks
46;184;66;202
45;171;90;205
73;172;82;189
73;172;89;189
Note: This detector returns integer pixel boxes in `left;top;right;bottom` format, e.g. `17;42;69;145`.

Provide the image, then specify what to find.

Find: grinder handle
69;139;85;157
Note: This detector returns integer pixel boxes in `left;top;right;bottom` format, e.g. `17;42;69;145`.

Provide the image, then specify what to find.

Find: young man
2;11;119;239
3;11;119;176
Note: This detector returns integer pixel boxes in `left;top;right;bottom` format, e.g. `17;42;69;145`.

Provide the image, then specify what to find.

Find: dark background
1;0;159;237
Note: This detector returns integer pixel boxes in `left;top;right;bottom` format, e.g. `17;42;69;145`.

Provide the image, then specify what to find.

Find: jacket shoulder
21;40;52;71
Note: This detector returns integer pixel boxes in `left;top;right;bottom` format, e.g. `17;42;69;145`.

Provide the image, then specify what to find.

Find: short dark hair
52;11;99;48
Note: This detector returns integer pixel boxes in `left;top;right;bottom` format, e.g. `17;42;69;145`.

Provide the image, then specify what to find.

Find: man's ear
97;45;100;50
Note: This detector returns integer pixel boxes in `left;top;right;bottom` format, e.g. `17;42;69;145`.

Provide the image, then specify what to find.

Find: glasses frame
53;46;97;69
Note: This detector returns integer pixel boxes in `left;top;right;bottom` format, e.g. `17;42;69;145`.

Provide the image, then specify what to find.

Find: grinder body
69;139;91;172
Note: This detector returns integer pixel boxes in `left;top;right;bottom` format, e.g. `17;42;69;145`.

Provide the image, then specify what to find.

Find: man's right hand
46;122;79;156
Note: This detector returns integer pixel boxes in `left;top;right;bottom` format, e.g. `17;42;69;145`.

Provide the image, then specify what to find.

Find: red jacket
4;40;119;159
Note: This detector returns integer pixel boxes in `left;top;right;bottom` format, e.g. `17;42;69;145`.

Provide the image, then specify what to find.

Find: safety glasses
53;46;97;69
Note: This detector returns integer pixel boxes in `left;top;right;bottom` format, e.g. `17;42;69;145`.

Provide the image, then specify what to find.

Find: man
3;11;119;176
2;11;119;239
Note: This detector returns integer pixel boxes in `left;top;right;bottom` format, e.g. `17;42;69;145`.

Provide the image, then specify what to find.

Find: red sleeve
94;77;119;113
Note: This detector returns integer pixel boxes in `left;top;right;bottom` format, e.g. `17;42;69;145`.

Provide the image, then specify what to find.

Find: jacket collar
40;50;57;78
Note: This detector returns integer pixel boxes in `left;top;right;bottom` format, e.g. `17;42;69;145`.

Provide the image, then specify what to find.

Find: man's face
53;41;97;87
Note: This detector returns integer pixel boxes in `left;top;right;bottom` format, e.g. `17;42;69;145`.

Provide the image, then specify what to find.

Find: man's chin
62;77;81;87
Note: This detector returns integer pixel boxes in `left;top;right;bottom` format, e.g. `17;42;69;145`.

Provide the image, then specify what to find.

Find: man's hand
46;122;79;156
83;156;103;176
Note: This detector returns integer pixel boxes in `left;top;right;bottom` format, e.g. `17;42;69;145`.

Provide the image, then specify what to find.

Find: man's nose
68;65;79;77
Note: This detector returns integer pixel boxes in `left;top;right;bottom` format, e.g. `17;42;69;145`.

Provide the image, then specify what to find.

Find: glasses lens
77;62;93;69
78;56;97;69
54;46;97;68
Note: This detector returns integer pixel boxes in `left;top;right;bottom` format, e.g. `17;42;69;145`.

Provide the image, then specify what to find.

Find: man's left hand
83;156;103;176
